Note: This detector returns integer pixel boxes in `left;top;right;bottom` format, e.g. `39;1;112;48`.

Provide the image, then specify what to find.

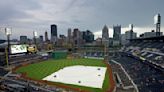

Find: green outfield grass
16;58;110;92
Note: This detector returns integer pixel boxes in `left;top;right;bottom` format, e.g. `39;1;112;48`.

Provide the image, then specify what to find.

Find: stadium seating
112;53;164;92
0;68;8;76
123;40;164;69
109;61;133;87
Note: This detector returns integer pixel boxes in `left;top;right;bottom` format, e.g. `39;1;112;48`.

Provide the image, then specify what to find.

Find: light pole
104;39;109;62
33;31;38;54
5;28;12;67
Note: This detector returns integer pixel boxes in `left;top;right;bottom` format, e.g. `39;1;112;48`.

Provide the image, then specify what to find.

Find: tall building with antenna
129;24;134;40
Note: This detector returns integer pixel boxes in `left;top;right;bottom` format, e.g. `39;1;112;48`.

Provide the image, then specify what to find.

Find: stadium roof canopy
129;36;164;41
0;40;6;44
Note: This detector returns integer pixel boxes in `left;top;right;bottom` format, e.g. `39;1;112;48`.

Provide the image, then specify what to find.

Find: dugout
52;51;67;59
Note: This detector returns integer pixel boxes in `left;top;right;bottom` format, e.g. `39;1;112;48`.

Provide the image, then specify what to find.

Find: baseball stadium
13;51;115;92
0;9;164;92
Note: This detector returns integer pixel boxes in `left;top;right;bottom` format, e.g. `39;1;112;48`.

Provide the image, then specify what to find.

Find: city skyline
0;0;164;39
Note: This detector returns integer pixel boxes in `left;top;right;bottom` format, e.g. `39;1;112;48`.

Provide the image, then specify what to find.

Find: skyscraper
82;30;94;43
20;36;27;44
33;31;37;45
73;28;82;47
102;25;109;46
123;31;137;44
51;24;57;37
102;25;109;40
45;31;49;42
113;25;121;41
51;24;57;44
113;25;121;46
67;28;72;43
68;28;72;38
39;35;43;43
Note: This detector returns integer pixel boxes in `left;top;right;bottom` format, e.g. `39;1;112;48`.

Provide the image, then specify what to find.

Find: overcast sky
0;0;164;39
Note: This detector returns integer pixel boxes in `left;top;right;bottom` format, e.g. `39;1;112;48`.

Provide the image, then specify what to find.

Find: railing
111;60;139;92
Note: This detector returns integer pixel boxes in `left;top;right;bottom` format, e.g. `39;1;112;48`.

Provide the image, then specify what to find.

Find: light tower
154;13;161;36
5;28;12;67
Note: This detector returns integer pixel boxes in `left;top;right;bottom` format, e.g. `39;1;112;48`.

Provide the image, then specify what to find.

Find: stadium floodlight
154;15;158;24
129;24;133;31
5;28;12;49
5;28;12;36
5;27;12;68
154;14;161;24
33;31;38;47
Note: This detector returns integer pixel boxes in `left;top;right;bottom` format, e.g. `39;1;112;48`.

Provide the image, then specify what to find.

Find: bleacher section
123;40;164;69
0;53;6;66
85;52;104;57
0;68;8;77
9;54;41;65
109;61;133;87
119;38;164;92
112;53;164;92
0;53;73;92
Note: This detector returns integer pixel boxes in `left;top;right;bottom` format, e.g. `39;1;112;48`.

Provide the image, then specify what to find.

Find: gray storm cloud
0;0;163;39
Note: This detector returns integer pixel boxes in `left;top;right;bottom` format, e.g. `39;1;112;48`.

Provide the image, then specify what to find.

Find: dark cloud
0;0;164;39
0;0;41;24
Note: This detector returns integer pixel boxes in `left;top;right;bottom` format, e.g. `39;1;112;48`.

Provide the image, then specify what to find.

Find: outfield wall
52;51;67;59
84;56;104;60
